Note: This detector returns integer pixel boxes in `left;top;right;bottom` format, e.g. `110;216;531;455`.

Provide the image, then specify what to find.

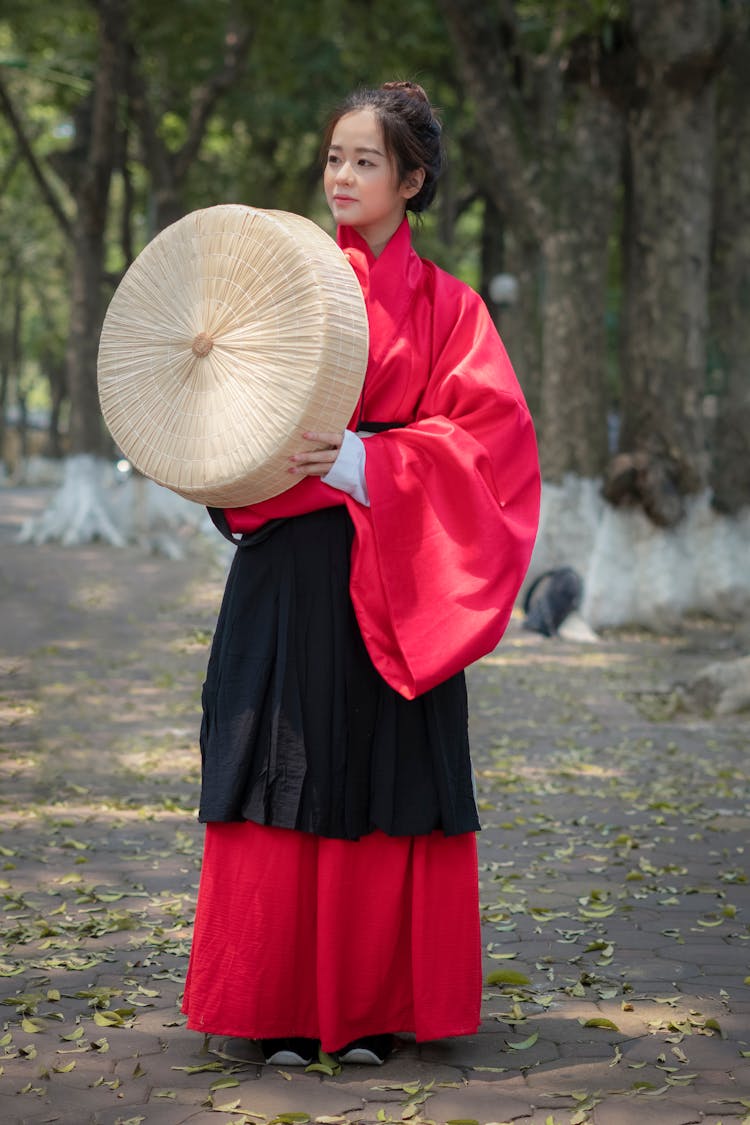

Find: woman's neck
354;212;407;258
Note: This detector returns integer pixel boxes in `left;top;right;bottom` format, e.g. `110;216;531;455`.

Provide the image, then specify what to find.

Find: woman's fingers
289;431;344;476
301;430;344;449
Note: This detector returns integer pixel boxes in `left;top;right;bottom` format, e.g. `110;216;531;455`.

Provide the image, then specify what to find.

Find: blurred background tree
1;0;747;623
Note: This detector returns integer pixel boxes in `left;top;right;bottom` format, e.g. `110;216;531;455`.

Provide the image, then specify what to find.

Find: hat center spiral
192;332;214;358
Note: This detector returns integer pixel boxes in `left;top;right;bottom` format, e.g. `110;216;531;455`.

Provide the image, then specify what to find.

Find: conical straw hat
97;204;369;506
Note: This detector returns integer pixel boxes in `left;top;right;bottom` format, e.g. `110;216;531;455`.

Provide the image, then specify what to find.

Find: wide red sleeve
345;285;540;700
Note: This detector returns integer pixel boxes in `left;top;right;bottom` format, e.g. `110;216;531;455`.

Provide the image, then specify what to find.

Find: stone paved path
1;486;748;1125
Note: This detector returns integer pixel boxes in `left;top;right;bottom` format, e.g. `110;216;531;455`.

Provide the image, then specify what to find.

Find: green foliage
0;0;671;445
0;2;446;422
516;0;627;47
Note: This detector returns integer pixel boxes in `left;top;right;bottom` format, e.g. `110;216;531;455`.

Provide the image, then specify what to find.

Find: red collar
337;218;423;369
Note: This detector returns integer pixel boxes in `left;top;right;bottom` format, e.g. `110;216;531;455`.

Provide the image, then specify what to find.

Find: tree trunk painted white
16;454;211;556
525;475;605;591
530;477;750;632
18;455;127;547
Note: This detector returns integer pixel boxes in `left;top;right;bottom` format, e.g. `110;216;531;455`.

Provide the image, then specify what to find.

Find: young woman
182;81;540;1067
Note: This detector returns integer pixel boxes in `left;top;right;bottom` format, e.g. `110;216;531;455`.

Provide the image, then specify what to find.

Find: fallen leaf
486;969;531;986
172;1061;226;1074
580;1018;621;1032
505;1031;539;1050
209;1076;240;1092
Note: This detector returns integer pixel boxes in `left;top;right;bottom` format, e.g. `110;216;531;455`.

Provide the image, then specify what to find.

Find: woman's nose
336;160;353;182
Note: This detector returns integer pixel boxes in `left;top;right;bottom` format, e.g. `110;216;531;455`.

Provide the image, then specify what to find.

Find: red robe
224;218;540;697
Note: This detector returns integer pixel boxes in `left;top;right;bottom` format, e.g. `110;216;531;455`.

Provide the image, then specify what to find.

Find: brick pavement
1;486;748;1124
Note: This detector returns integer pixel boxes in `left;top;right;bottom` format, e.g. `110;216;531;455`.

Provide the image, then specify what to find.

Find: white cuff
322;429;370;506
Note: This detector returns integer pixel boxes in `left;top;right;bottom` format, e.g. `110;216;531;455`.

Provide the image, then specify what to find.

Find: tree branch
126;16;253;230
173;21;254;182
124;43;171;188
0;71;74;242
0;144;22;196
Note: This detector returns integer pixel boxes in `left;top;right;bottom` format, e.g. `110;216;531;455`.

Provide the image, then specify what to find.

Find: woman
182;81;540;1067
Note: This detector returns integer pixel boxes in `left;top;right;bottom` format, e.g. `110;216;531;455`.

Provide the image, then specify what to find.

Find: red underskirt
182;822;482;1053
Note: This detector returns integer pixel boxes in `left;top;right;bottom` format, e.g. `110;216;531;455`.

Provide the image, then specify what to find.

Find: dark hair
321;81;443;213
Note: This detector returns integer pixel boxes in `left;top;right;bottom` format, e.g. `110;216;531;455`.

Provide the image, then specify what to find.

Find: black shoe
260;1037;317;1066
337;1034;394;1065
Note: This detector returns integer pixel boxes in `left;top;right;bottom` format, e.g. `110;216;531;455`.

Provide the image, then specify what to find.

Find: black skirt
198;507;479;840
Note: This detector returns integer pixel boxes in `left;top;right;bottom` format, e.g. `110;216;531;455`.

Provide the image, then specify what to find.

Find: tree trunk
494;228;542;421
479;195;543;410
44;356;68;459
708;0;750;514
437;0;624;480
606;0;721;526
9;268;24;466
66;0;127;456
0;357;8;475
539;90;623;482
0;272;13;473
478;193;504;309
66;227;110;456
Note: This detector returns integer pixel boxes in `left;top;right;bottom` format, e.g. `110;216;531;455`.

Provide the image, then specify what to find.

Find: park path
1;486;749;1125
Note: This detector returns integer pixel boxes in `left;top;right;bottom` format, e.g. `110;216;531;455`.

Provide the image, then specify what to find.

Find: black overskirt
198;507;479;840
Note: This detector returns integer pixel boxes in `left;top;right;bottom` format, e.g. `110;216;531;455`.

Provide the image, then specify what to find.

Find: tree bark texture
538;90;622;481
498;229;543;421
708;1;750;514
436;2;548;245
477;194;543;421
608;0;721;526
437;1;623;480
66;0;128;456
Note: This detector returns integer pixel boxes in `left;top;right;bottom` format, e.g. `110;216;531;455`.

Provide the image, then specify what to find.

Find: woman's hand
289;431;344;477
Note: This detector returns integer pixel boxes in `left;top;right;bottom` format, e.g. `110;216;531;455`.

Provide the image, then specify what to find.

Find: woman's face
324;109;422;255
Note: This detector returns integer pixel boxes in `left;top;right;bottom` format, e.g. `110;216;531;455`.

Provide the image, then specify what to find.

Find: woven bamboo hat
97;204;369;506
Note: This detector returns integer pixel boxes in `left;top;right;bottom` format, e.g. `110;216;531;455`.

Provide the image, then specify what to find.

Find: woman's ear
400;167;426;200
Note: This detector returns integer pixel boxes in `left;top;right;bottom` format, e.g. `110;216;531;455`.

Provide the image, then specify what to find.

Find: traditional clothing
183;823;483;1052
220;219;540;698
182;218;540;1050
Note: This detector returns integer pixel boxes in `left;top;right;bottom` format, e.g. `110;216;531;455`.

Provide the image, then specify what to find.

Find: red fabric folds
224;219;540;698
181;822;482;1051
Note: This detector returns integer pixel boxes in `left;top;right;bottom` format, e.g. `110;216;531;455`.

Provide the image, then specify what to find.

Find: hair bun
381;80;430;105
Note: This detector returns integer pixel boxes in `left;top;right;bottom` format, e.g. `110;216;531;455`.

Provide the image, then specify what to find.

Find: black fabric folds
198;507;479;840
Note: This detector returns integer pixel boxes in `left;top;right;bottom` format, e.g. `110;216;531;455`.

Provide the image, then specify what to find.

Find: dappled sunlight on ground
1;487;749;1123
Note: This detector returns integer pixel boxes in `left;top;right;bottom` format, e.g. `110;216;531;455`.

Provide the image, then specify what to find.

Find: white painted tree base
16;454;212;557
15;460;750;629
18;455;127;547
528;476;750;632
